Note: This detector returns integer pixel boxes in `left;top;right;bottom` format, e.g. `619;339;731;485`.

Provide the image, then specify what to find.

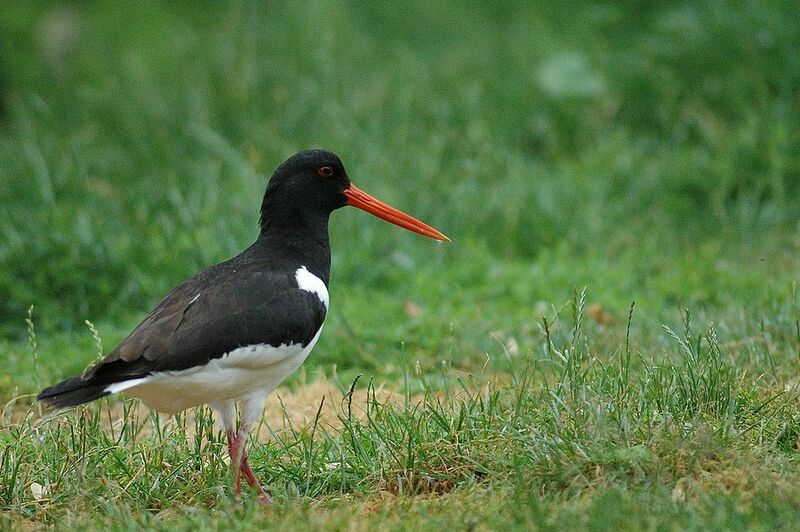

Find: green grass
2;0;800;529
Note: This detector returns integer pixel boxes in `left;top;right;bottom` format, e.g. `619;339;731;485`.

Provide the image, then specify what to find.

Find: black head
260;149;351;229
260;149;450;242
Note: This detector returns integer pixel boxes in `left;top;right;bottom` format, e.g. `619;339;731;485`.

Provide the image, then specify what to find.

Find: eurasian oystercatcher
37;149;448;504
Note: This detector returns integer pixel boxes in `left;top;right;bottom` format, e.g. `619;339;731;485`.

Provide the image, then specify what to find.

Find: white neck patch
295;266;329;309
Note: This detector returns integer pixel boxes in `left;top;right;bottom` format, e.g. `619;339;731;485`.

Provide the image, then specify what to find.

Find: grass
5;296;800;529
2;0;800;529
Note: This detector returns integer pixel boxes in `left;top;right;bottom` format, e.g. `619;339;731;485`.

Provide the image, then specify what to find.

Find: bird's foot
227;429;271;505
241;453;272;505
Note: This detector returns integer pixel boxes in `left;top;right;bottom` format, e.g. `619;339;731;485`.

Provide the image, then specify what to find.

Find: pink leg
241;452;271;505
226;430;244;501
226;429;271;505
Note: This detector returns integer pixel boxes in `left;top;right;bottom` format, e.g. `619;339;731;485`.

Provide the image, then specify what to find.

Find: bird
37;149;449;504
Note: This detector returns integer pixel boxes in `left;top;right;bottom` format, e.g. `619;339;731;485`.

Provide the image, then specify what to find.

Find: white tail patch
295;266;329;309
105;377;150;395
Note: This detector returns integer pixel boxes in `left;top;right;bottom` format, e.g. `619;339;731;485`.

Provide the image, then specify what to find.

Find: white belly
110;326;323;415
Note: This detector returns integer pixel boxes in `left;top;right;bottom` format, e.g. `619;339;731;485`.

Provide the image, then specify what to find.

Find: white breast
109;326;324;415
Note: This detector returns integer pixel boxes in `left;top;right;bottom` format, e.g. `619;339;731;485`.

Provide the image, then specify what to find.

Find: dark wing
38;263;326;407
91;268;325;379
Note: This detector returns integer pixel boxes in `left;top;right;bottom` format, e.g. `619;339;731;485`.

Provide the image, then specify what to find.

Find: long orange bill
344;183;450;242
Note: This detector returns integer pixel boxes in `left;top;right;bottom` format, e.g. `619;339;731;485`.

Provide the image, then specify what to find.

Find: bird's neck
255;210;332;285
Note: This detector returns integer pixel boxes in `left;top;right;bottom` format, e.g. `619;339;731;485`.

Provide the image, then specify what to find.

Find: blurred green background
3;3;800;525
0;1;798;376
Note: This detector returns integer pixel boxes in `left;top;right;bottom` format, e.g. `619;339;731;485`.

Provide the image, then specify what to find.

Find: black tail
37;376;112;409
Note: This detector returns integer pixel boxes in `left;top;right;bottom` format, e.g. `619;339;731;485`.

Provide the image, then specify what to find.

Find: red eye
318;166;333;177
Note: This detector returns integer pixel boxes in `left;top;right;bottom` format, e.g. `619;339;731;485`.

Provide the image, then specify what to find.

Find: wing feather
83;266;326;384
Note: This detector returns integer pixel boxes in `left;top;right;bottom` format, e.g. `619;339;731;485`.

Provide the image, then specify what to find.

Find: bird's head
261;149;449;242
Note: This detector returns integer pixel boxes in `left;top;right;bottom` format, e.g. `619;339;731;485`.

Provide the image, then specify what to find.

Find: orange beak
344;184;450;242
